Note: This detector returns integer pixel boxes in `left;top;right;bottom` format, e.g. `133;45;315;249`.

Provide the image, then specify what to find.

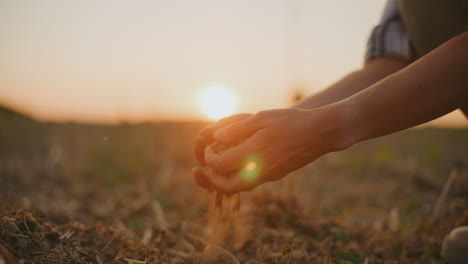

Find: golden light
245;161;257;172
240;155;262;182
197;86;238;120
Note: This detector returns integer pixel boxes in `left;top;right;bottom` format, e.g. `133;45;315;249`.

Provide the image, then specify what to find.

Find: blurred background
1;0;466;125
0;1;467;263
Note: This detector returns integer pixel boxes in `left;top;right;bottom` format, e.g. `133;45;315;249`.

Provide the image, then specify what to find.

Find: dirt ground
1;106;468;264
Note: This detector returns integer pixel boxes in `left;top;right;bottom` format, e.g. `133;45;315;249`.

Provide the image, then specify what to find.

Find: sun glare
197;86;238;120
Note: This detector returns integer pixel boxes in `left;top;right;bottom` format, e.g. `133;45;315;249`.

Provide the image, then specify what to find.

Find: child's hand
193;106;349;194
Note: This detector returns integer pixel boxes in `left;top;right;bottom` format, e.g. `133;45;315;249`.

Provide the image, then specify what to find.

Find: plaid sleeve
365;0;417;62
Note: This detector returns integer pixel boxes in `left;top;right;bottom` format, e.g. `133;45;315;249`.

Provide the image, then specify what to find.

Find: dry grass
1;107;468;263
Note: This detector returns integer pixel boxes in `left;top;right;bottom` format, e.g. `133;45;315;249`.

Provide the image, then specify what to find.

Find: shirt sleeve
365;0;417;62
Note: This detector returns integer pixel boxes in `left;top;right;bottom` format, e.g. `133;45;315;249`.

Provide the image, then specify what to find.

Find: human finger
193;136;208;165
207;171;259;195
200;113;252;140
192;167;213;191
205;129;265;173
213;115;263;144
194;114;252;165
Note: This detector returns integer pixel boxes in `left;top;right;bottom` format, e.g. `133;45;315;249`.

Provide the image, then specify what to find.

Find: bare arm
192;58;406;171
294;57;410;109
341;31;468;144
197;32;468;194
193;55;408;169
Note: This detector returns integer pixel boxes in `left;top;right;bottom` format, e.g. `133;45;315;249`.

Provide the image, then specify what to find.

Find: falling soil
203;142;244;249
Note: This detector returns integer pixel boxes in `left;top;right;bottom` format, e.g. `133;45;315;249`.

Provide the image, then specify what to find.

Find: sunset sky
0;0;466;126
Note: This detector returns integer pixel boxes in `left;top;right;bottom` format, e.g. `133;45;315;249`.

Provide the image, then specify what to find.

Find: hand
192;113;252;191
193;113;253;166
193;106;350;194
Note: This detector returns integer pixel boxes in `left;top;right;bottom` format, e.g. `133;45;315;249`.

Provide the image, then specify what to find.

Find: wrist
335;99;369;149
313;101;363;152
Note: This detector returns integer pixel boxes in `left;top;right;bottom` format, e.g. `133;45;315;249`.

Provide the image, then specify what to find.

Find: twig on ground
0;241;17;257
141;228;152;246
180;237;196;252
123;257;147;264
155;230;165;245
207;244;240;264
120;195;151;219
0;244;19;264
430;169;458;225
151;200;169;231
114;220;135;239
95;255;104;264
186;234;240;264
389;207;400;231
98;236;114;254
22;216;32;235
59;230;75;240
165;248;190;260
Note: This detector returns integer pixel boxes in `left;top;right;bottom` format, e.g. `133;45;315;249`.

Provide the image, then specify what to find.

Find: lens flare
240;155;262;182
245;161;257;172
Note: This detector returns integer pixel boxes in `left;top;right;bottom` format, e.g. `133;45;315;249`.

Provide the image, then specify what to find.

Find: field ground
1;106;468;264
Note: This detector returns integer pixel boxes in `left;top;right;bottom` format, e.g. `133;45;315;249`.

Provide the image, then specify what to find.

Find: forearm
294;57;410;109
341;32;468;145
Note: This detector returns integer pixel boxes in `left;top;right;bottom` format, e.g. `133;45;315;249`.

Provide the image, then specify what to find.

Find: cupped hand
192;113;253;190
193;113;253;166
193;106;348;194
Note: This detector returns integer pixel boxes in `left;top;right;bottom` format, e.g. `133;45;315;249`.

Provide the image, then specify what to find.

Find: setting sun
197;86;238;120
